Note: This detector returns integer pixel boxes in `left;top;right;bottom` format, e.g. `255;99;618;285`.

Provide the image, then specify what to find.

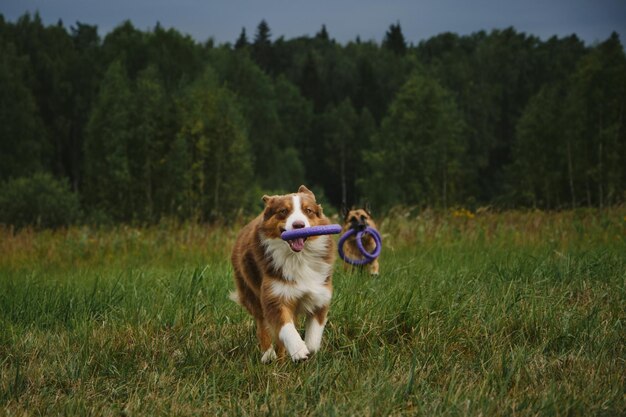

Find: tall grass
0;208;624;416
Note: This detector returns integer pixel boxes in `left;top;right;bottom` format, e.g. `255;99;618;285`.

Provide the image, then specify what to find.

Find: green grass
1;209;624;416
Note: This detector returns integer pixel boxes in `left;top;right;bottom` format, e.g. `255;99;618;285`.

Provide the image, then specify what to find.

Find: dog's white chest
262;235;333;312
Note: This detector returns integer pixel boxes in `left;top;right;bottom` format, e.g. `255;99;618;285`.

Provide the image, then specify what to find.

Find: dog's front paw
290;343;310;362
280;322;310;362
261;347;277;364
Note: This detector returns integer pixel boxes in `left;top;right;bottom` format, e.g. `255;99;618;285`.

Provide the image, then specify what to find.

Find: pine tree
254;20;271;46
383;22;407;55
235;27;248;50
316;25;330;41
252;20;273;73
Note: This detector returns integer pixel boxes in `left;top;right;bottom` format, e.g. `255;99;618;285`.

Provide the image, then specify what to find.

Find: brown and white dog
230;185;335;363
341;207;380;275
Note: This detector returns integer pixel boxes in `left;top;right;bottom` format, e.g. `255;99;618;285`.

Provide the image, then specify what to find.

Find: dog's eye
279;209;288;216
305;208;314;215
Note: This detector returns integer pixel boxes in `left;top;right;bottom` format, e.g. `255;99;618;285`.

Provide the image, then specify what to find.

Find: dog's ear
262;195;274;206
298;185;314;197
262;195;276;220
364;201;372;216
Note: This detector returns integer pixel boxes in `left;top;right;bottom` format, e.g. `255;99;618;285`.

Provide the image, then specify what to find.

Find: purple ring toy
338;226;382;266
281;224;342;241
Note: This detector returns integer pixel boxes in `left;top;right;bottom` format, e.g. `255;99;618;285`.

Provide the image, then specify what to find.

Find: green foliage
127;65;171;221
210;51;309;192
12;14;92;185
417;29;578;202
274;74;313;160
362;71;465;209
315;99;371;205
511;32;626;208
67;22;101;189
175;67;255;220
0;14;623;226
147;24;204;91
511;84;567;207
83;60;134;221
563;32;626;207
0;40;47;180
0;173;81;229
100;21;148;80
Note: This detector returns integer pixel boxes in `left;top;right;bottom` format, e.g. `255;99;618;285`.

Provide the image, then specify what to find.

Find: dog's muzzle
350;220;368;232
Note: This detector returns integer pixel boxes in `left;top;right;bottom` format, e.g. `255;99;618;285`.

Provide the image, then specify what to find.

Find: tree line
0;13;624;226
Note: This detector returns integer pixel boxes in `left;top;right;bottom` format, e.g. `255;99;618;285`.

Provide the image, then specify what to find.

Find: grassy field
0;208;624;416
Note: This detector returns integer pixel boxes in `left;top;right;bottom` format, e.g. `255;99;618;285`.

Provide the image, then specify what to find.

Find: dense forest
0;13;625;227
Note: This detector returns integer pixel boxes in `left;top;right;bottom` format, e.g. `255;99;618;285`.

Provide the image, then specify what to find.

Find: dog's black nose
292;221;305;229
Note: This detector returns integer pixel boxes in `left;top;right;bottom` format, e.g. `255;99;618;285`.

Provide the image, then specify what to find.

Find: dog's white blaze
304;316;326;353
279;322;309;360
285;195;310;230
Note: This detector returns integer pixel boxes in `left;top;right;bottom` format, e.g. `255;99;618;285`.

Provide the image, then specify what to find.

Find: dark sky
1;0;625;46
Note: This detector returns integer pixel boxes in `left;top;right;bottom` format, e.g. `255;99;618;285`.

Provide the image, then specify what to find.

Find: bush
0;173;82;229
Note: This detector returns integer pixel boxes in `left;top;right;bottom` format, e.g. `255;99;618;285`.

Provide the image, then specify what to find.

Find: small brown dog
340;206;380;275
230;185;335;363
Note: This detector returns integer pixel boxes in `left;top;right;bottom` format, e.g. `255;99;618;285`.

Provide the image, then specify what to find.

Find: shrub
0;173;81;229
